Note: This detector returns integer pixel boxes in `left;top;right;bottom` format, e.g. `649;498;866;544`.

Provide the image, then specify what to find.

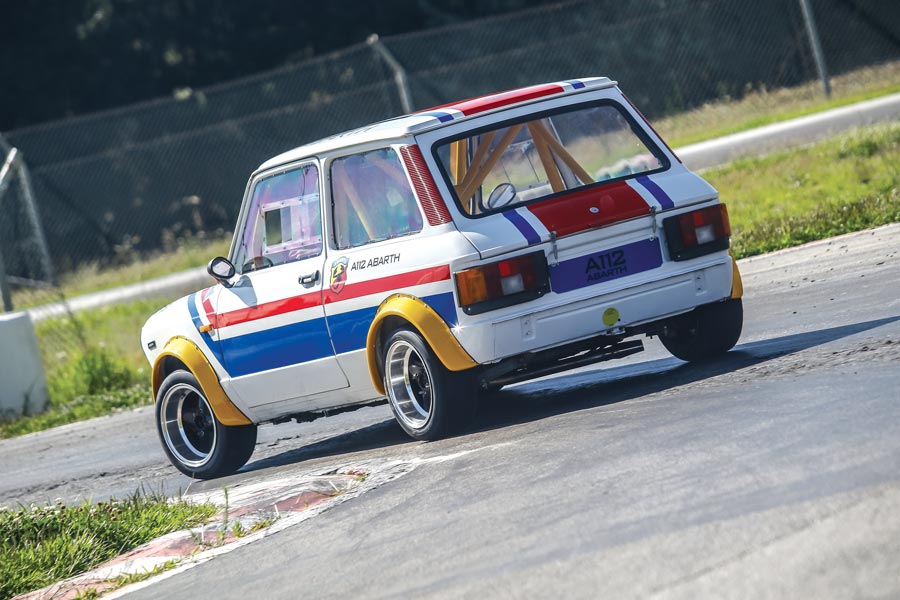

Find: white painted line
678;92;900;170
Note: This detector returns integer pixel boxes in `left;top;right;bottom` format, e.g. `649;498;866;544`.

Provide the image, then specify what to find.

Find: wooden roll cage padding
449;120;595;212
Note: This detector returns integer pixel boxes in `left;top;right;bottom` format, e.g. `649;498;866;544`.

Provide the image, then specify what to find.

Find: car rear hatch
421;91;721;291
455;166;720;294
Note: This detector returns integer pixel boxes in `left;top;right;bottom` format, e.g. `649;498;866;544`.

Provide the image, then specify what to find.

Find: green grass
657;59;900;148
0;299;173;438
0;494;216;600
74;559;181;599
34;297;174;375
705;121;900;258
11;235;231;310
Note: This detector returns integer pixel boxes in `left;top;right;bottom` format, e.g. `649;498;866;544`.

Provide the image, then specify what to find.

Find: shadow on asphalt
239;315;899;476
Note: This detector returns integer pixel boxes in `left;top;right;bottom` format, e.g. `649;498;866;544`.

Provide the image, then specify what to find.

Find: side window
331;147;424;250
234;162;322;273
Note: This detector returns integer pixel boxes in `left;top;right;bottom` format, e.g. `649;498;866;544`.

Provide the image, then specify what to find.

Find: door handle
299;270;320;285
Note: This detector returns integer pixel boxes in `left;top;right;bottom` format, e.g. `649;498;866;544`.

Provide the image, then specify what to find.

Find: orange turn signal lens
454;251;550;315
456;268;489;306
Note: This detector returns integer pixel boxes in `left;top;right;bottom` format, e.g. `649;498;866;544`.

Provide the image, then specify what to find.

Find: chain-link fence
0;0;898;389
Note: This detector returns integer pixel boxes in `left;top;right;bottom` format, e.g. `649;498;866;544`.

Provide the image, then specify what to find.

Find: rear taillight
455;251;550;315
663;204;731;261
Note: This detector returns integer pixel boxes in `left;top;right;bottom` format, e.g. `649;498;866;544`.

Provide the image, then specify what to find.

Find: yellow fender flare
366;294;477;395
730;256;744;299
151;337;251;426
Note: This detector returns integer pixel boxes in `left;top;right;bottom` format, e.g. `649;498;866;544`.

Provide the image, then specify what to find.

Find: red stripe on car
215;290;322;329
527;181;651;238
211;265;451;329
200;287;218;328
425;84;564;117
323;265;450;304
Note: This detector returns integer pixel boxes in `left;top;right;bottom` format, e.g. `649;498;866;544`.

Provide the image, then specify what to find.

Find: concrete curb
12;445;502;599
14;468;375;600
26;92;900;323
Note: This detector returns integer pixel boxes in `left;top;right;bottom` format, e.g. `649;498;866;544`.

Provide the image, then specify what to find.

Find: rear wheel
383;328;477;440
156;370;257;479
660;298;743;362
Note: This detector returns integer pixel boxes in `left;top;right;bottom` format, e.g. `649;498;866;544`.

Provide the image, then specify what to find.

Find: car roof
256;77;616;173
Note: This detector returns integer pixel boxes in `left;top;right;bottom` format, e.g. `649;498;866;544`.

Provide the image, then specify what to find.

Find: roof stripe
415;78;614;127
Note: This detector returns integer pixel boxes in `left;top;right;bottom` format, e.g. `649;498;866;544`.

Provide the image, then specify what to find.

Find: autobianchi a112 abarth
142;77;744;478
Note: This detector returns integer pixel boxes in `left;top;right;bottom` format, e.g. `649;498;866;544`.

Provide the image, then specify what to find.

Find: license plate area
549;238;663;294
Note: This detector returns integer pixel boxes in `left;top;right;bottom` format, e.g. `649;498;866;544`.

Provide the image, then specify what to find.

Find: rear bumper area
456;256;732;364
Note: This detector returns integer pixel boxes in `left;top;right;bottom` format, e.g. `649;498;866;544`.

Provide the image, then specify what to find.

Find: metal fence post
0;144;17;203
798;0;831;98
0;242;12;312
17;161;56;286
0;144;17;312
0;134;56;309
367;33;415;114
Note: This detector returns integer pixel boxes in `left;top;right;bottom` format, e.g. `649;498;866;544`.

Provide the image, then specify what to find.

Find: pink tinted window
234;163;322;273
331;148;423;250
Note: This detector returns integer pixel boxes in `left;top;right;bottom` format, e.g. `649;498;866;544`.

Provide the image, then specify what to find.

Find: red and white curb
15;446;505;600
15;460;413;600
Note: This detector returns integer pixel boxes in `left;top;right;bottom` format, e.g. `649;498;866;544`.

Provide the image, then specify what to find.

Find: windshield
433;101;667;216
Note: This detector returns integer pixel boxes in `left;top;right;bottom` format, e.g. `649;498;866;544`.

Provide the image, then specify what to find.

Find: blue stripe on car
194;291;458;378
635;176;675;210
502;209;541;245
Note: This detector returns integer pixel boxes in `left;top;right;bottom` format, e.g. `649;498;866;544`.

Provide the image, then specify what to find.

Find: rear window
433;101;668;217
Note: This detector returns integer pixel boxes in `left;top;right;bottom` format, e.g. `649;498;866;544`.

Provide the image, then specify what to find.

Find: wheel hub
386;340;434;430
160;383;217;468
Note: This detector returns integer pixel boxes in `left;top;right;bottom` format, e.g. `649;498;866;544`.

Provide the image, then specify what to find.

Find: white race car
142;77;743;478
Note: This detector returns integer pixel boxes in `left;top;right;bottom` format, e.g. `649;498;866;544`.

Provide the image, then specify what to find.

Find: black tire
660;298;743;362
155;370;257;479
382;327;478;440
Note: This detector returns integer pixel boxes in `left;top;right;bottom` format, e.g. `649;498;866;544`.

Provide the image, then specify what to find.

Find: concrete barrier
0;311;49;420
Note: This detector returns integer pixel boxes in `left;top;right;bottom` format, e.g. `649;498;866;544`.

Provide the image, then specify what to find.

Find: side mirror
207;256;236;287
486;182;517;209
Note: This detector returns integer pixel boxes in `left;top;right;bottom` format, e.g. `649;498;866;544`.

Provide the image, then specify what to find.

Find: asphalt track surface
3;224;900;598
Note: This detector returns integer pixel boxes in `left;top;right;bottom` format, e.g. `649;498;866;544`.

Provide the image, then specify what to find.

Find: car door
211;159;349;408
322;146;431;381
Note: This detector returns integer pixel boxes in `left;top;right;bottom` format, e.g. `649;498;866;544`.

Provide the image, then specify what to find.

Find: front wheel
156;370;257;479
660;298;743;362
383;328;478;440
